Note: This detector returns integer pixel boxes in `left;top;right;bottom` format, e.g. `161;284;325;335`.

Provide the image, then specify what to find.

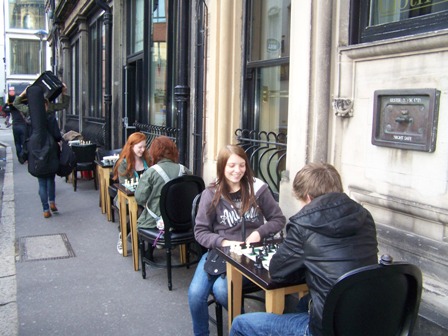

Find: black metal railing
134;122;179;148
235;129;287;201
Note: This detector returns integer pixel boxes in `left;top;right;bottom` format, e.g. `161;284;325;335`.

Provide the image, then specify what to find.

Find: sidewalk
0;126;218;336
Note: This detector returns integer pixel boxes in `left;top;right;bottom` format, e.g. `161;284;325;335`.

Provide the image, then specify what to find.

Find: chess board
230;242;280;271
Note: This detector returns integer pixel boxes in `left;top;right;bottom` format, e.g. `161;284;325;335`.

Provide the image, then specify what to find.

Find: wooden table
95;160;114;220
216;244;308;330
116;183;139;271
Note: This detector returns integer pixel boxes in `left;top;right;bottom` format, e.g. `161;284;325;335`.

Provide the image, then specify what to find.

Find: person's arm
269;222;306;283
13;93;30;117
246;185;286;243
134;168;154;206
193;189;226;249
48;94;70;112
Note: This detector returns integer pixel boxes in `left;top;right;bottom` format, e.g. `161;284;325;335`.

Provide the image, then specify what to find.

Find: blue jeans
38;175;56;211
189;252;229;336
230;312;312;336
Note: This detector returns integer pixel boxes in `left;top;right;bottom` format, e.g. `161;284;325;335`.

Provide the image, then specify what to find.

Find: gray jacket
134;158;191;228
194;178;286;249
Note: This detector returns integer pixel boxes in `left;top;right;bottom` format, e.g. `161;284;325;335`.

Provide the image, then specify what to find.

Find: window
70;41;79;116
130;0;145;54
243;0;291;134
9;38;43;75
352;0;448;43
8;0;46;30
88;17;105;118
150;0;167;126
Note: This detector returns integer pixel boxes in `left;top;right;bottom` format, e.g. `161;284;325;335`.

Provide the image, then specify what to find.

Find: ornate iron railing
134;122;179;148
235;129;287;201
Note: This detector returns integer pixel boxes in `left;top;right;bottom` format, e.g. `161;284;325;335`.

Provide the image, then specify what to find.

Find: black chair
191;194;264;336
71;144;98;191
321;254;422;336
138;175;205;290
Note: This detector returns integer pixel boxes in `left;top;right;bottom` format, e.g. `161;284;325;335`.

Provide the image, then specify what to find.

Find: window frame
351;0;448;44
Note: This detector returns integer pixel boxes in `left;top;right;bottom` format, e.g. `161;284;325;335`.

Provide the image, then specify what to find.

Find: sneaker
43;211;52;218
50;203;58;213
117;233;123;255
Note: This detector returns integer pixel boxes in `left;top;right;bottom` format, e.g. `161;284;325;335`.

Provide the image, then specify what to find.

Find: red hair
113;132;151;180
148;136;179;164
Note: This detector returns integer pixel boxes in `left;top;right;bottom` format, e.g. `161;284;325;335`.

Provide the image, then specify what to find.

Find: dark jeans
12;123;28;162
38;175;56;212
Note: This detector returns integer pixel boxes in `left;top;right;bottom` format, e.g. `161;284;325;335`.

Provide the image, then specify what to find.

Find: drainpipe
173;0;190;164
95;0;112;149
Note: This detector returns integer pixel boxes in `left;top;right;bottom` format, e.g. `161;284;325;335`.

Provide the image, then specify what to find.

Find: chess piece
254;254;264;269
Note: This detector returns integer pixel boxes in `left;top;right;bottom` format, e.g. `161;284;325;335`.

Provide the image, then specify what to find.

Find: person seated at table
229;162;379;336
112;132;151;254
188;144;286;336
134;136;190;229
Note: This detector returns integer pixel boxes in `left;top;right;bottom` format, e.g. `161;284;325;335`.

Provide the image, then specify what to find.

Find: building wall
201;0;244;186
202;0;447;331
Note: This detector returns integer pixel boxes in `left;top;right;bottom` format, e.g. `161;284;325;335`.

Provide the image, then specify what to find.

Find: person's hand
245;231;261;245
19;86;30;97
221;239;244;247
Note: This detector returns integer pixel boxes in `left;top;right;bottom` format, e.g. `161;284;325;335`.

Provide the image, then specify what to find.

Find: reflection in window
370;0;448;25
256;66;289;135
250;0;290;61
131;0;144;54
89;18;105;118
8;0;46;30
71;41;79;116
10;39;41;75
150;0;167;126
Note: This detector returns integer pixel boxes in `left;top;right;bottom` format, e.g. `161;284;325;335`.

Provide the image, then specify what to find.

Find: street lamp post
34;30;48;74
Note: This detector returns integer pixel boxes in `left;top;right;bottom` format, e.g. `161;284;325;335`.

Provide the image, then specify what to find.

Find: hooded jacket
194;178;286;249
134;158;191;229
269;192;378;336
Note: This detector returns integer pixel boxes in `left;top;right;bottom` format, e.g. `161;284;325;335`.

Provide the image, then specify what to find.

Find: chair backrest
321;256;422;336
191;193;202;228
160;175;205;235
71;144;97;164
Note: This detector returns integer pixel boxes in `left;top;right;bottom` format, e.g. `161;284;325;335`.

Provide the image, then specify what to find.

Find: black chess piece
254;254;264;269
251;245;256;255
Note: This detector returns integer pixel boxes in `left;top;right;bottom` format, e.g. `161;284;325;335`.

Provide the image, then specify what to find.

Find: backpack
57;141;76;177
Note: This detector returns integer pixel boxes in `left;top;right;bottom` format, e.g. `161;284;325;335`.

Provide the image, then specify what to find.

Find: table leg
104;176;112;221
118;191;128;257
226;262;243;329
128;199;139;271
265;288;286;314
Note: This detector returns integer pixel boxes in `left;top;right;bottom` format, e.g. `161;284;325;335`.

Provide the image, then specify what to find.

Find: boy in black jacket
230;163;378;336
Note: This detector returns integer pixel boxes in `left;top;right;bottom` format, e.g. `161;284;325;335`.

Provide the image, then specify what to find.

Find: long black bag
26;85;59;178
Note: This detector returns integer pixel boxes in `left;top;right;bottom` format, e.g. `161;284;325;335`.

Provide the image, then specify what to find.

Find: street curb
0;142;18;336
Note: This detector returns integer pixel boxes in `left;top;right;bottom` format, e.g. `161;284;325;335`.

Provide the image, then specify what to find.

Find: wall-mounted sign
372;89;440;152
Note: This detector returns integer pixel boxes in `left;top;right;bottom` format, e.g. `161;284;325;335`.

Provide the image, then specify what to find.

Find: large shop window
244;0;290;135
352;0;448;43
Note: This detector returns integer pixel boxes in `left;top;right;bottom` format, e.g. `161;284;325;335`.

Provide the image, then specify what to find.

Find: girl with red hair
113;132;151;254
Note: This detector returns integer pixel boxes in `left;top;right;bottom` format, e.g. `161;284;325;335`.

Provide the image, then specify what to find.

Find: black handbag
204;248;226;277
